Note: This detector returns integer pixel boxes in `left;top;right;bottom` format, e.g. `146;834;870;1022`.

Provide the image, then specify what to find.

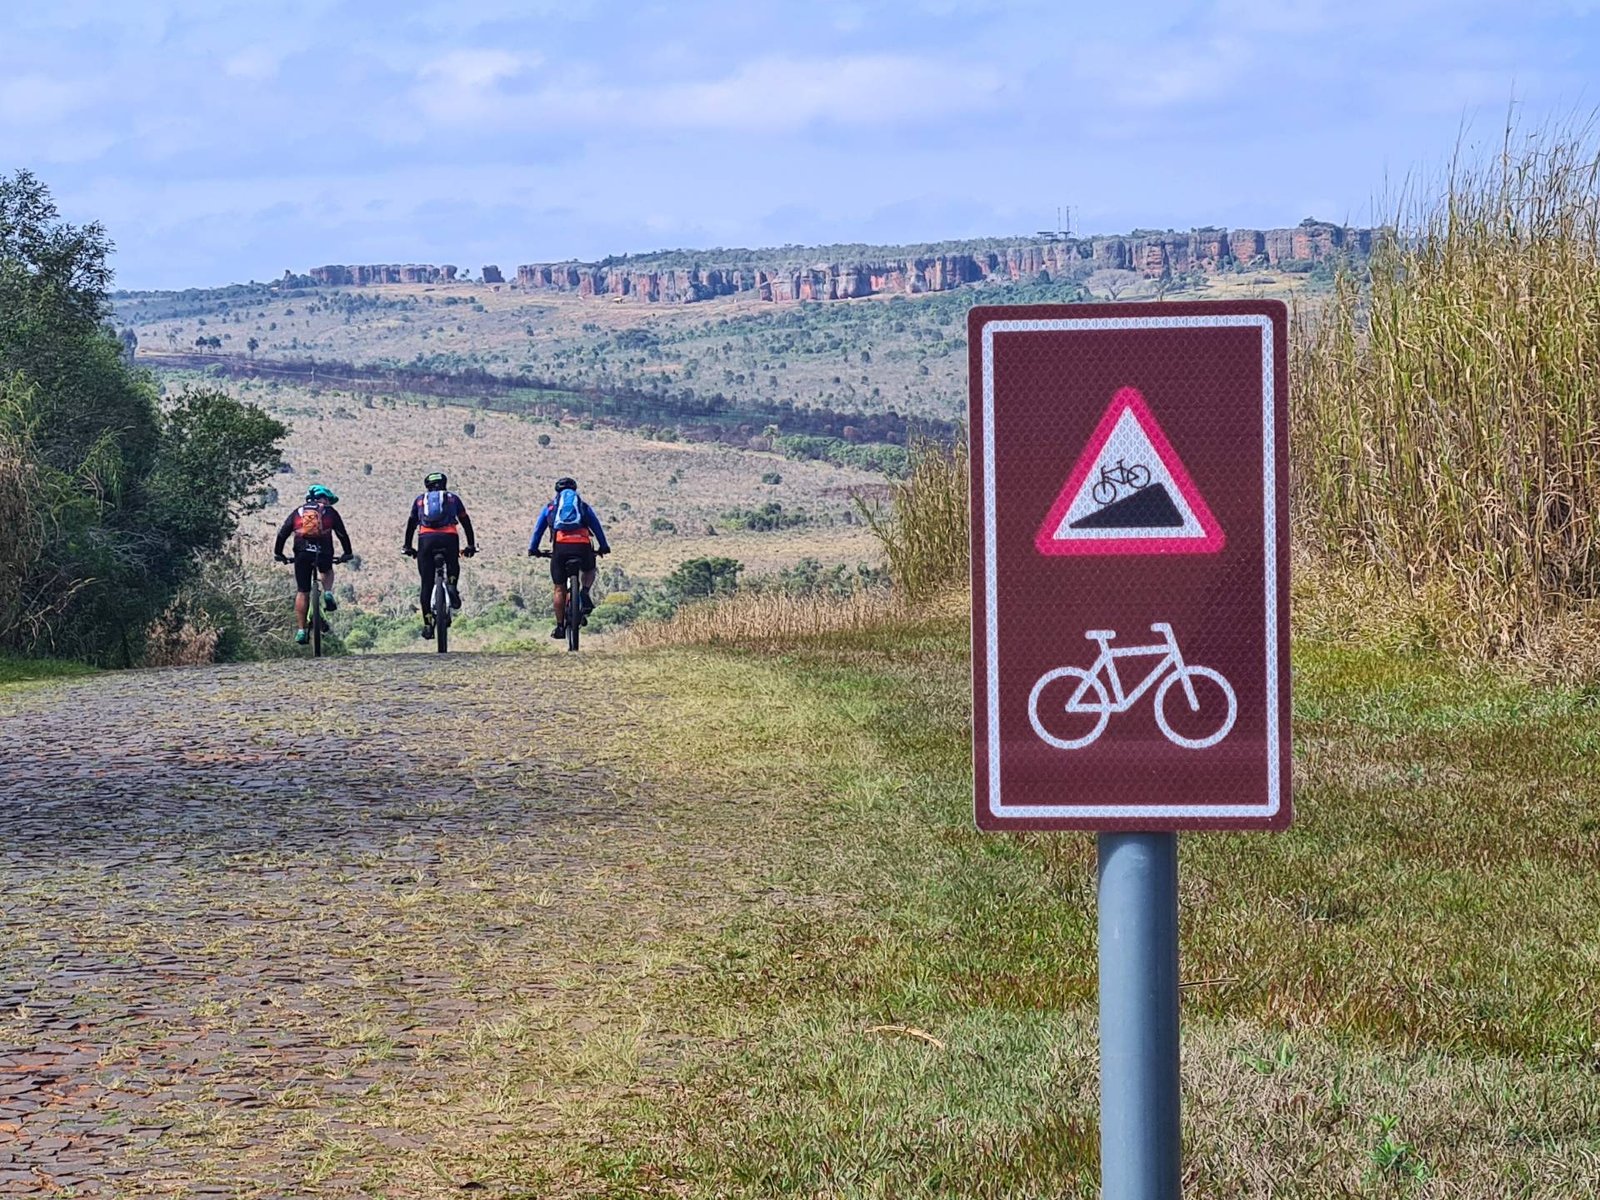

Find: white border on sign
980;314;1280;821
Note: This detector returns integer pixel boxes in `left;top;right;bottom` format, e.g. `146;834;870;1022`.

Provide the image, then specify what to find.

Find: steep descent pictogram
1035;386;1224;555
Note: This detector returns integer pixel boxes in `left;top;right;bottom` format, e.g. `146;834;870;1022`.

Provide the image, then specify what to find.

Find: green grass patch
577;618;1600;1196
0;654;99;689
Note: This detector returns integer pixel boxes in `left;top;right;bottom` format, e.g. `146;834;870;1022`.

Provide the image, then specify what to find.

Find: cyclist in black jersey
273;484;354;644
403;471;477;637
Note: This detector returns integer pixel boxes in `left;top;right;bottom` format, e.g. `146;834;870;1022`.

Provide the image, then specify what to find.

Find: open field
209;375;883;648
117;269;1320;425
2;606;1597;1196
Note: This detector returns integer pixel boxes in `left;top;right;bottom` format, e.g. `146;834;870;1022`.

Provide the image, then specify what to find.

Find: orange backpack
294;503;327;538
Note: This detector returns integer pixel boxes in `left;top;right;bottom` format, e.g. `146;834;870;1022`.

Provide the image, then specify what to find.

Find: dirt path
0;651;741;1197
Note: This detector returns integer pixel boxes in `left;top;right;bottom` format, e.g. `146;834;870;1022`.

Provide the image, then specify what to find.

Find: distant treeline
139;352;960;462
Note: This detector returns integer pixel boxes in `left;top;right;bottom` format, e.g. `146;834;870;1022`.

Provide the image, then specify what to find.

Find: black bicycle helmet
424;471;447;491
554;476;577;492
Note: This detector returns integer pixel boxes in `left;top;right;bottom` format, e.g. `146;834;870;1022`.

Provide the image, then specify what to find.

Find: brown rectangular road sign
969;301;1290;832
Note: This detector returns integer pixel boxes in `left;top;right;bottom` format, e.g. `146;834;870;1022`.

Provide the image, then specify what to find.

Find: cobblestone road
0;652;699;1197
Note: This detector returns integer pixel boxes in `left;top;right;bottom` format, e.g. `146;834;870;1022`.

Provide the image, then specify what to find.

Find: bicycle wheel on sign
1027;666;1111;750
1153;666;1236;749
1090;478;1118;506
1126;464;1151;490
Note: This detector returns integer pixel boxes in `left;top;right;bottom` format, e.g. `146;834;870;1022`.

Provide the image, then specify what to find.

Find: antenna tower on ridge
1037;205;1074;243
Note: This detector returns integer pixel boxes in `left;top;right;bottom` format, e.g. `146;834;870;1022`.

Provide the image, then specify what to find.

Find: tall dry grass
626;439;971;650
856;437;969;604
1294;119;1600;657
620;587;904;650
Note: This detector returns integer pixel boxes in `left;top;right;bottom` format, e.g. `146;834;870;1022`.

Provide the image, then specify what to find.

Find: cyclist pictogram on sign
1035;386;1224;556
1027;623;1237;751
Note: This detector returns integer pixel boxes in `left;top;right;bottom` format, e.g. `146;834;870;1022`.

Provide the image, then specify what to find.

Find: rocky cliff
306;263;458;286
300;220;1375;303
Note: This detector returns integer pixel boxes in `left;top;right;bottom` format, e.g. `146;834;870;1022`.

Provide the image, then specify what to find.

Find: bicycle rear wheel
310;584;323;658
566;572;580;652
433;577;450;653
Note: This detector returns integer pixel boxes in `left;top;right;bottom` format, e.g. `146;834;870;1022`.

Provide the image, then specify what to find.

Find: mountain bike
531;547;588;652
1027;622;1237;750
1090;458;1152;507
414;545;475;654
281;549;348;658
561;556;585;652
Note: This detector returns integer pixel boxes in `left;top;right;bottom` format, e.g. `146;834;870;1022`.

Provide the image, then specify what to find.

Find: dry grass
621;586;903;650
0;431;43;641
1294;117;1600;659
858;437;968;603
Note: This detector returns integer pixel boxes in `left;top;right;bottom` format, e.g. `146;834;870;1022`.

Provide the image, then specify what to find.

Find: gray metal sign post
1098;831;1181;1199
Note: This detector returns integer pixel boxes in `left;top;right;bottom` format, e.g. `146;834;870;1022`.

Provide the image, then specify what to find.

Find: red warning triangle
1035;387;1224;556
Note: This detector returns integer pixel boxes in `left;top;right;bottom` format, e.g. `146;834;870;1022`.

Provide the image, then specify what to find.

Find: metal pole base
1098;831;1181;1199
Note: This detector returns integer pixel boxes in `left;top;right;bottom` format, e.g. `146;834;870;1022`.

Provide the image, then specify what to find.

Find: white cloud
0;75;95;126
412;54;1005;133
413;48;544;121
420;48;537;90
223;47;282;81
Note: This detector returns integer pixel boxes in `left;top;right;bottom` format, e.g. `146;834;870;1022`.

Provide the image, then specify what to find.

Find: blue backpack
553;487;584;531
420;490;453;529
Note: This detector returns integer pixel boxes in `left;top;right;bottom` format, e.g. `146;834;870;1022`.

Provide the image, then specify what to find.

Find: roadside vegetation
1295;121;1600;665
0;170;285;666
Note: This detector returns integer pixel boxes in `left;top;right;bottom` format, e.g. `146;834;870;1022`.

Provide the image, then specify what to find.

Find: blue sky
4;0;1597;289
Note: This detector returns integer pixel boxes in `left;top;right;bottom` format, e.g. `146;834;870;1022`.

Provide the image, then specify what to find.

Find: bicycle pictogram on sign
1027;623;1237;751
1090;459;1152;507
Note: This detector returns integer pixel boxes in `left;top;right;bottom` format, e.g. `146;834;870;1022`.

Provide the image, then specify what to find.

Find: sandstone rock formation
303;219;1376;303
308;263;458;286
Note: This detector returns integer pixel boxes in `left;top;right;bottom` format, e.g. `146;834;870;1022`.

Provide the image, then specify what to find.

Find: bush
720;501;810;532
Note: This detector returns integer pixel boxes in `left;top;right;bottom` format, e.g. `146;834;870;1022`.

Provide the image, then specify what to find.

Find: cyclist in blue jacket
528;476;610;639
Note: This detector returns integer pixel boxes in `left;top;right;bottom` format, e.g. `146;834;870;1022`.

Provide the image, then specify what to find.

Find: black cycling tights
417;533;460;611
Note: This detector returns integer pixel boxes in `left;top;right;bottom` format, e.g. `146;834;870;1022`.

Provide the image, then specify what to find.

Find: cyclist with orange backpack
403;471;478;637
273;484;355;645
527;475;610;639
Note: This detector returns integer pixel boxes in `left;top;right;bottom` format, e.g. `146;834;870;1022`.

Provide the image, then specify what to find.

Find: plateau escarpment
297;220;1375;304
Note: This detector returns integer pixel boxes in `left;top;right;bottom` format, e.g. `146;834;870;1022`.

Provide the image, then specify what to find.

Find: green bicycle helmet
306;484;338;504
424;471;447;491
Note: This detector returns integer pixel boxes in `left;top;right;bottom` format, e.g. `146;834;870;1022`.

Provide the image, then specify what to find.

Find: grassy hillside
202;372;883;650
116;265;1318;426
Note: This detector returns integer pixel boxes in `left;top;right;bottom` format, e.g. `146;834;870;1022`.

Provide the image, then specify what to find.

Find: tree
664;556;742;601
0;170;286;663
247;336;259;357
1087;269;1141;301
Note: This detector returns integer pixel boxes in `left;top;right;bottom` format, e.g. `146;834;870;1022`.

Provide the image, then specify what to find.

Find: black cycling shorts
550;544;596;584
293;543;334;592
